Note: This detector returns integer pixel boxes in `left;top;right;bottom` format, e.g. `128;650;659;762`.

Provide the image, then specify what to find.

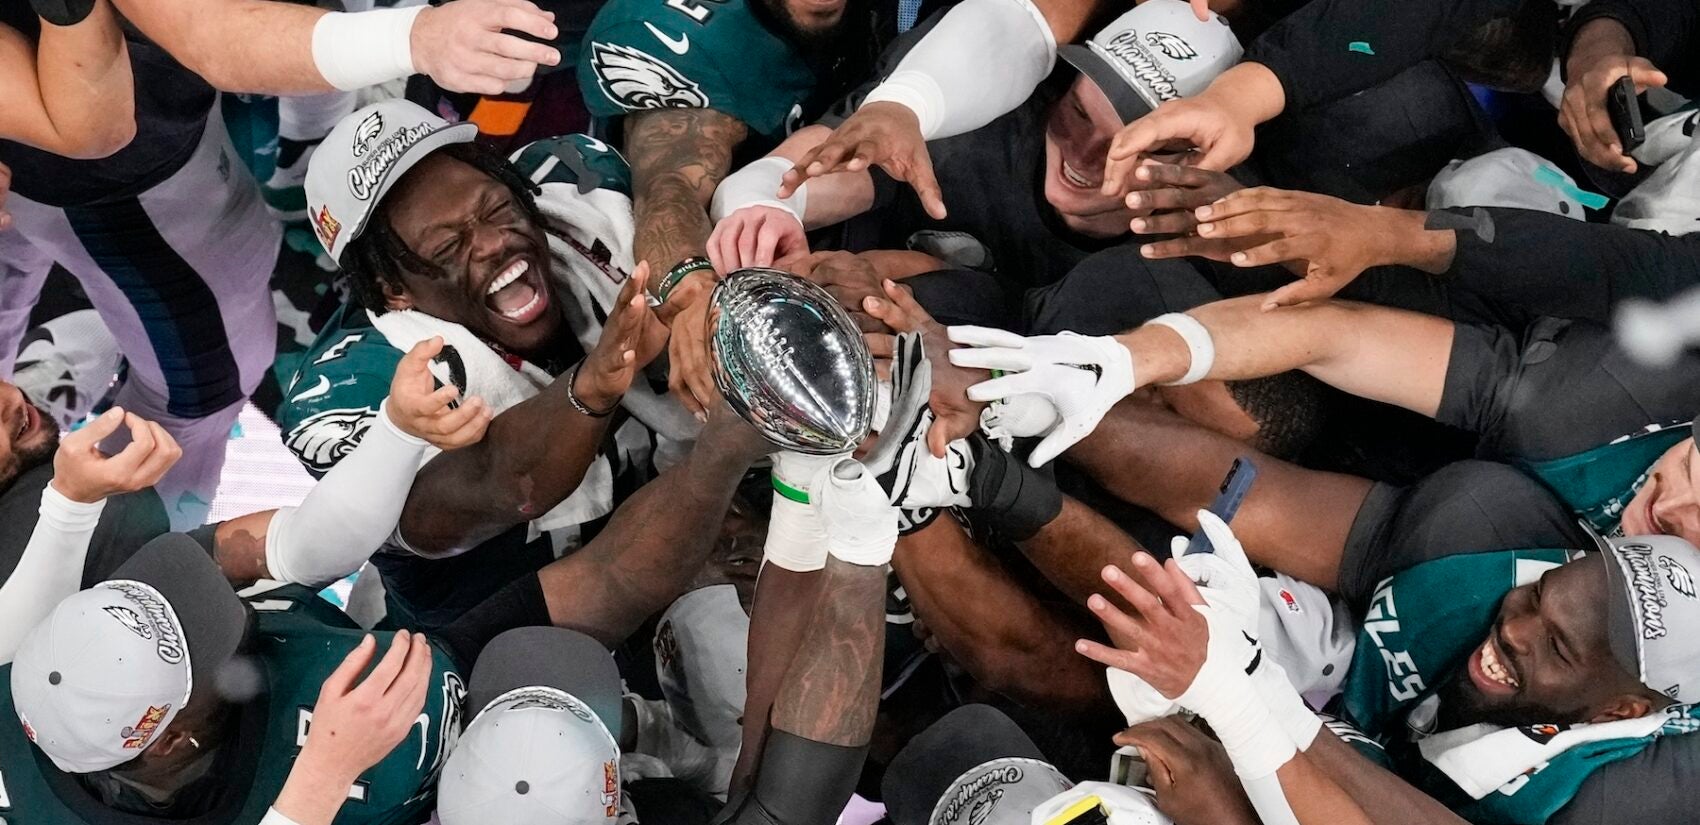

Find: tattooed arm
531;405;772;647
715;554;886;825
624;107;751;415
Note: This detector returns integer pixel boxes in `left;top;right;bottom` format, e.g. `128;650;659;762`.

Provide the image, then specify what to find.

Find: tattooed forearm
769;558;886;747
625;107;749;274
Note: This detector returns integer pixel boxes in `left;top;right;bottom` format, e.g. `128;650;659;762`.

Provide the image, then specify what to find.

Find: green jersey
577;0;821;144
1334;549;1700;824
0;585;464;825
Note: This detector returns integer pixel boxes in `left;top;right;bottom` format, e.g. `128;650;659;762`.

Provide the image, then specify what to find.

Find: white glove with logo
865;332;974;512
947;327;1135;468
1108;511;1319;750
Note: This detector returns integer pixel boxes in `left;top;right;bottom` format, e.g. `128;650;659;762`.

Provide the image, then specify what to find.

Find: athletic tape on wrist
1147;313;1215;386
311;6;423;92
710;157;807;224
1173;611;1297;780
765;487;829;572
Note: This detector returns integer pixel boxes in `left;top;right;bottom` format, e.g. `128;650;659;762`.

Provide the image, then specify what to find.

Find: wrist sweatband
311;6;424;92
711;157;809;225
656;257;715;303
266;401;429;587
0;485;105;663
967;436;1061;541
260;809;306;825
1172;610;1297;780
1147;313;1215;386
861;0;1055;140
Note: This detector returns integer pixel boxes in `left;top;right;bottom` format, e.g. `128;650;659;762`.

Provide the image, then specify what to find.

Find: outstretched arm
532;408;772;647
112;0;559;95
0;0;133;158
396;273;661;556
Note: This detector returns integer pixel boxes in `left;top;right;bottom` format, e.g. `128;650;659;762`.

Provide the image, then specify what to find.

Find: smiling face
379;153;563;359
0;380;59;493
1619;439;1700;545
1043;75;1137;238
1443;556;1664;729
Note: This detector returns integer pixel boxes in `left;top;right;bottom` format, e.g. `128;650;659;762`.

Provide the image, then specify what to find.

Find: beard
751;0;853;52
1;402;61;495
1436;672;1572;731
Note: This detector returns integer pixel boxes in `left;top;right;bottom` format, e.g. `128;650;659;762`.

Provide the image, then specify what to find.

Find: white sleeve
263;400;429;588
0;485;105;664
860;0;1057;140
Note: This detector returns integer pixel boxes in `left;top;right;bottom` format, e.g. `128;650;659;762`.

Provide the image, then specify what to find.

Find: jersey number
665;0;711;23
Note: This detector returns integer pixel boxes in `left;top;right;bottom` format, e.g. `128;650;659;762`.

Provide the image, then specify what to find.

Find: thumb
1028;427;1074;468
403;336;445;368
1169;534;1190;558
1262;278;1327;311
907;148;948;220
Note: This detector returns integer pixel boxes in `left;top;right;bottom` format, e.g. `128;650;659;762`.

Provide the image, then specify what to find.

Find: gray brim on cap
340;122;479;256
110;533;249;711
1057;45;1156;125
468;627;623;741
1598;550;1644;683
882;705;1056;825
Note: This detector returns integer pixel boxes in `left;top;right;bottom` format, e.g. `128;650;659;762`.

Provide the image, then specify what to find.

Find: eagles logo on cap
1144;31;1197;60
352;112;384;157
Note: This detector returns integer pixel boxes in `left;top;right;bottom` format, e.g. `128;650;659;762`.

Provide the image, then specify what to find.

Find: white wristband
311;6;424;92
1147;313;1215;386
711;157;808;225
1255;658;1323;751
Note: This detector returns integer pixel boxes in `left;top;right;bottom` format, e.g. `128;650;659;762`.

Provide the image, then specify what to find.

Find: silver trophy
709;268;875;455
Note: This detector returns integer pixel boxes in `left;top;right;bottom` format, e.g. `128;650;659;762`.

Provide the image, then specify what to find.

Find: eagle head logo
590;42;710;110
104;606;154;641
1659;556;1697;600
967;789;1004;825
1144;31;1199;61
352;112;385;157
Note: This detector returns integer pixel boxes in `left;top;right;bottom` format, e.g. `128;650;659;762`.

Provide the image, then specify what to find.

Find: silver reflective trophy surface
709;268;875;455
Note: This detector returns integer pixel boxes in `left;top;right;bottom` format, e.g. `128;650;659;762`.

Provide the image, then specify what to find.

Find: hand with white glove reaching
864;331;974;518
946;327;1136;467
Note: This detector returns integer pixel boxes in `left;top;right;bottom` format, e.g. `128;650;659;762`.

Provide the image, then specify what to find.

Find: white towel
1419;713;1667;800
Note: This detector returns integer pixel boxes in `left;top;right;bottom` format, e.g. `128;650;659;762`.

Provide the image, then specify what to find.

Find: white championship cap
436;627;624;825
10;534;248;774
1057;0;1242;125
305;99;479;265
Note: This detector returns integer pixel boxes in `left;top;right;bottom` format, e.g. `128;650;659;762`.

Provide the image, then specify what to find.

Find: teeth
487;260;529;295
1481;641;1519;688
1062;161;1093;188
500;290;542;320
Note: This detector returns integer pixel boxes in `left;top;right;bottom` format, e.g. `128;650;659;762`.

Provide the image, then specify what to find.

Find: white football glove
764;452;840;572
865;332;974;514
947;326;1135;468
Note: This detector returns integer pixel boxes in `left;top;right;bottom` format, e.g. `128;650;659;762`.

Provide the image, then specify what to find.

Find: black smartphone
1182;456;1258;556
1608;75;1646;153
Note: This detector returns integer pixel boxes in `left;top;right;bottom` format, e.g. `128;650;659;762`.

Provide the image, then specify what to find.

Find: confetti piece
1348;41;1375;55
1533;165;1610;210
229;421;245;440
